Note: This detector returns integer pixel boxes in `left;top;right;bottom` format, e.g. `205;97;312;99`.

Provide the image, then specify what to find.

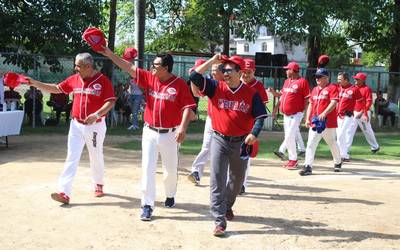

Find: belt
283;112;300;116
213;131;246;142
339;111;354;119
145;124;176;133
74;118;101;125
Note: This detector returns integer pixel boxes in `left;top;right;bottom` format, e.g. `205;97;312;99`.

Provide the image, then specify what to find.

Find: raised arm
98;46;138;79
25;77;62;94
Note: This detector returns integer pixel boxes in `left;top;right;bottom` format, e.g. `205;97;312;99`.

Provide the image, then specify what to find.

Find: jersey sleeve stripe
104;97;117;102
57;84;68;94
255;114;269;119
181;104;197;110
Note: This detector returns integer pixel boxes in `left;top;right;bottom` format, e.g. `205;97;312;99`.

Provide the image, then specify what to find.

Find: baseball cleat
371;147;380;154
284;160;298;170
51;192;70;204
342;158;351;163
299;165;312;176
164;197;175;208
187;171;200;185
213;226;226;237
140;205;153;221
274;150;288;161
334;162;342;172
239;185;246;195
298;151;306;157
94;184;104;197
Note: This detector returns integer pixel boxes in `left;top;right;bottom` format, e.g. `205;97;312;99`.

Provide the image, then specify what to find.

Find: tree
102;0;117;80
345;0;400;102
0;0;104;72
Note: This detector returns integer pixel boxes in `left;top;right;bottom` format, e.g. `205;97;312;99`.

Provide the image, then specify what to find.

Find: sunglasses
222;68;236;74
152;62;162;68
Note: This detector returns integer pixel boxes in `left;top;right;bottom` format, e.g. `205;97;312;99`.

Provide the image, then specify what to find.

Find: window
244;43;249;52
262;42;268;51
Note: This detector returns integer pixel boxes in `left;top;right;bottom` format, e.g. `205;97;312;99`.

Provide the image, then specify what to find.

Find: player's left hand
85;113;98;125
244;134;257;145
362;114;369;122
175;127;186;143
317;113;326;121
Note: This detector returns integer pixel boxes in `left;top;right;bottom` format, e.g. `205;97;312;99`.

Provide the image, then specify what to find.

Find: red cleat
94;184;104;197
283;160;298;170
51;192;70;204
213;226;225;237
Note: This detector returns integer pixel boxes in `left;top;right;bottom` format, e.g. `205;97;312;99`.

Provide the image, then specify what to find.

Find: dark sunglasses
222;68;236;74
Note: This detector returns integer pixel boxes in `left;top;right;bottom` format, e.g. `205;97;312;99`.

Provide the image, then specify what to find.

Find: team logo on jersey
292;84;298;89
167;87;177;95
322;90;328;95
93;83;102;90
347;90;353;95
217;99;250;113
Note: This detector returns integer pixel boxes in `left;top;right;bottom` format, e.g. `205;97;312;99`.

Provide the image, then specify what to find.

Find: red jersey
58;72;116;122
135;68;196;128
209;82;267;136
244;79;269;103
354;84;373;113
337;84;363;117
309;83;339;128
279;77;310;115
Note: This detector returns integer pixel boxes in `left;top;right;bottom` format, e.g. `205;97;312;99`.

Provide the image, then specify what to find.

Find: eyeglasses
152;62;162;68
222;68;236;74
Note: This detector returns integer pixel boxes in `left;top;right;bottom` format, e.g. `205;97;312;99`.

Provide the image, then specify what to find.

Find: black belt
146;124;176;133
214;131;246;142
344;111;353;117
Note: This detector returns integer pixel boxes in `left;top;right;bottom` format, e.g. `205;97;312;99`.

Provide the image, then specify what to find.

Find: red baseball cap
82;27;106;52
3;72;28;88
318;55;330;66
222;55;245;70
123;48;138;61
189;59;207;73
353;72;367;81
243;58;256;71
284;61;300;72
250;140;259;158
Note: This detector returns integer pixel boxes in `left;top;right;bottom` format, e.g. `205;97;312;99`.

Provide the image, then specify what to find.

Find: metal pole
135;0;146;69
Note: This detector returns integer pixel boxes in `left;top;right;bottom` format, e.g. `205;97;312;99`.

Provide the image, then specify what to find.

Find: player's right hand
305;120;311;128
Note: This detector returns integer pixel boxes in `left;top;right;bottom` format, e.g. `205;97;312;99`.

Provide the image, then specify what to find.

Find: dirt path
0;134;399;250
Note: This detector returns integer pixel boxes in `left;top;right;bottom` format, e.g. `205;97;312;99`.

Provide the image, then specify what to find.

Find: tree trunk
222;14;230;55
103;0;117;80
135;0;146;68
387;0;400;103
305;34;321;87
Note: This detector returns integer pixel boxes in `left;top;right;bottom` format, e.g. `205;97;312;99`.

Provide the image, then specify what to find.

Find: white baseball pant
141;126;179;207
304;128;341;167
347;111;379;152
336;115;354;159
281;112;304;161
279;128;305;153
58;118;107;196
191;116;212;177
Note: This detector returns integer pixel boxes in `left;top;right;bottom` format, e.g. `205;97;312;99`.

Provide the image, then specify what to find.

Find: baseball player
190;54;267;237
188;62;224;185
99;47;196;221
26;53;116;204
272;62;310;169
347;72;380;155
240;58;269;193
336;72;363;162
299;68;341;176
268;87;306;159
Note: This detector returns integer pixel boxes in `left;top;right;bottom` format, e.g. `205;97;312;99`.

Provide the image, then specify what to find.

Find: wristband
95;112;101;119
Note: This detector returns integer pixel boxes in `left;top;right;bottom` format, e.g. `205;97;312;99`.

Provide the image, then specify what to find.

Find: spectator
47;93;71;125
375;91;396;127
127;79;144;130
4;87;22;110
24;86;44;126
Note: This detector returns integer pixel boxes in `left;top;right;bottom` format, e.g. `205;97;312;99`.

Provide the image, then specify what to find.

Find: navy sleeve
252;92;268;119
189;71;217;98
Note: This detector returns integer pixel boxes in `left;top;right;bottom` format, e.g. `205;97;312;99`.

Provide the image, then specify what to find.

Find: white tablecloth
0;111;24;137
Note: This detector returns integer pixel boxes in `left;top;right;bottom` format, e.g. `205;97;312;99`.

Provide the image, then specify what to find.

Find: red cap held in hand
82;27;106;52
250;140;259;158
3;72;28;88
123;48;138;61
189;59;207;73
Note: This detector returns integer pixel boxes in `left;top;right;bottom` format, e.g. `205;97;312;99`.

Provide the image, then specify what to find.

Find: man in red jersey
240;58;269;193
272;61;310;170
190;54;267;237
336;72;363;162
99;47;196;221
347;72;380;154
26;53;116;204
299;68;342;176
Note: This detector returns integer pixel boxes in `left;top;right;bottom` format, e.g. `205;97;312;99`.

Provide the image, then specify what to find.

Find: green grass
116;133;400;161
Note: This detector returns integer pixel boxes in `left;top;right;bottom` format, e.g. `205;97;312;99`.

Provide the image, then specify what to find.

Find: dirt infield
1;134;399;250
